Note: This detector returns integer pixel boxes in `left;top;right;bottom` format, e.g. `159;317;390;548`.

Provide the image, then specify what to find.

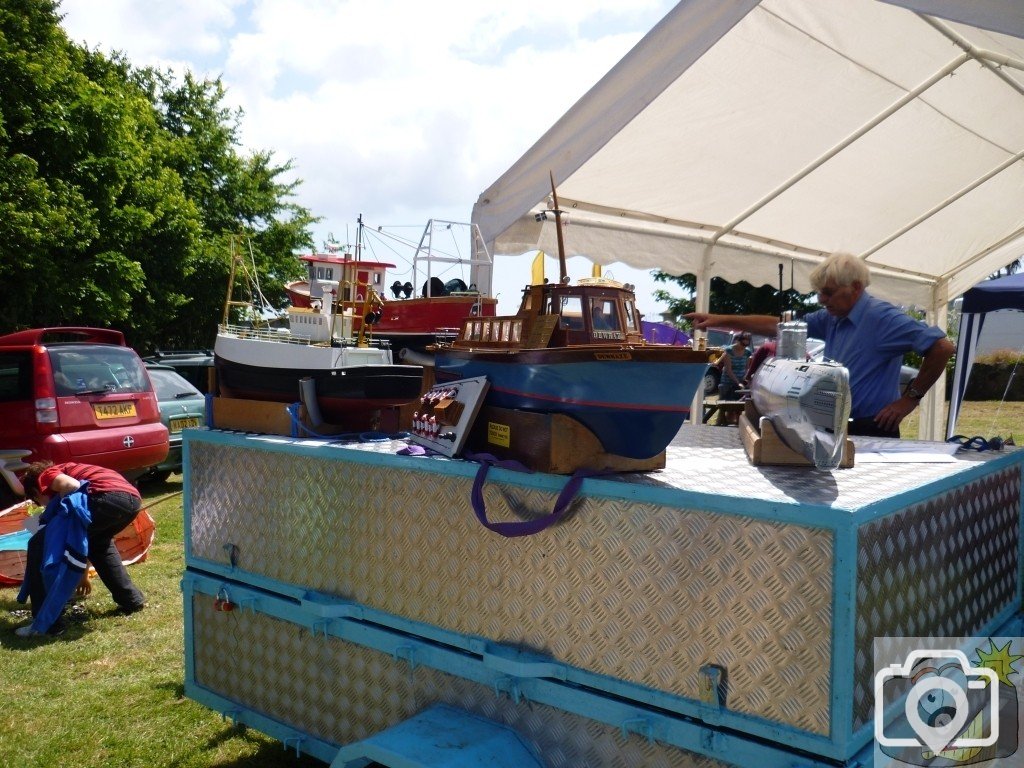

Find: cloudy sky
58;0;681;315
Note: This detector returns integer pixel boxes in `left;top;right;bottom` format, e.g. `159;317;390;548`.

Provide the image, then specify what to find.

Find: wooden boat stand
208;378;397;437
738;401;854;468
466;406;665;475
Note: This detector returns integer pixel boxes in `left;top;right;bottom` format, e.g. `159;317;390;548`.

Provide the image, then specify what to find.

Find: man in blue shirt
686;253;955;437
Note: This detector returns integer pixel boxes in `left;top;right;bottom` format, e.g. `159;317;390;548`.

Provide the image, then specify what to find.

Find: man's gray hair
809;252;871;291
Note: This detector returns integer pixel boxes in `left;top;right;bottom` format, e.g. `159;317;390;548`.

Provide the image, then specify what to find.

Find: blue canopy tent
947;272;1024;438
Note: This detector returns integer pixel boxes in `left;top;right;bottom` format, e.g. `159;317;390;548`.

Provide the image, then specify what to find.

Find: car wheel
141;469;172;485
703;369;720;396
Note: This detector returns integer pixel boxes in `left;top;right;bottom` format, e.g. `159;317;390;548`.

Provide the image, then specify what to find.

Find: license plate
93;402;137;420
169;416;202;433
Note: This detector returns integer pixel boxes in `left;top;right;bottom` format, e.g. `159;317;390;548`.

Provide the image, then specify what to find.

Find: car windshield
50;346;152;396
147;368;202;400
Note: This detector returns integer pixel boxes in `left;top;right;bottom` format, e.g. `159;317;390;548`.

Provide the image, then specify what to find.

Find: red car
0;327;168;504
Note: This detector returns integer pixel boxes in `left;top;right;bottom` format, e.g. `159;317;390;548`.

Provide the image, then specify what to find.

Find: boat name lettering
594;352;632;361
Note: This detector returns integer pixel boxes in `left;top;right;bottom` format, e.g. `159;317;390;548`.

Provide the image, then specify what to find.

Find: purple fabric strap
464;452;601;538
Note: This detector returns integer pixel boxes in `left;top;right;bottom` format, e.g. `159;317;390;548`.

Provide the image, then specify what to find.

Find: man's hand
684;312;717;331
873;396;918;432
683;312;781;338
75;569;93;598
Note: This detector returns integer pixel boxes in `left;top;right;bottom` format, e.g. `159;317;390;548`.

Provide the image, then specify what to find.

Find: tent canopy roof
962;272;1024;312
473;0;1024;312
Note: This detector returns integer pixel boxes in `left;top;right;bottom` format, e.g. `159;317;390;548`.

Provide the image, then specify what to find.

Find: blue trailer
181;426;1023;767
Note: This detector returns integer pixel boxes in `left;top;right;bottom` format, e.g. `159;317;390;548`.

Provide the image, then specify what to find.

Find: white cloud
58;0;681;314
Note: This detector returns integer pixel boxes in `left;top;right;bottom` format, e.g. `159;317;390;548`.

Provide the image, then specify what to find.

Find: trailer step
330;704;544;768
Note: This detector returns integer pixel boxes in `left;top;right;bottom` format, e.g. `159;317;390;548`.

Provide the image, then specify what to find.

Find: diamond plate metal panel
189;441;834;734
853;466;1021;730
190;592;731;768
637;428;999;508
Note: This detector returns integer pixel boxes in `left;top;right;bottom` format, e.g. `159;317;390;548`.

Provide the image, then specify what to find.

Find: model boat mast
549;171;569;284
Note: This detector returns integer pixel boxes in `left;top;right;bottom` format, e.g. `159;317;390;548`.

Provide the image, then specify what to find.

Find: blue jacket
26;482;92;633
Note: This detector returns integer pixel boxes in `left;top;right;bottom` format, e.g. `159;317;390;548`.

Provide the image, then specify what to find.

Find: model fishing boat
215;240;423;427
431;176;715;460
284;218;498;358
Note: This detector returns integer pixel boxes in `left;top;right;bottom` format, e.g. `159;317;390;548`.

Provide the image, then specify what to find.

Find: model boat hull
434;347;708;459
215;332;423;426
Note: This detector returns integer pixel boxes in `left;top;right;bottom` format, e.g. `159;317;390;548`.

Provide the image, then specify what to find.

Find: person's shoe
47;620;67;636
119;602;145;615
15;622;65;638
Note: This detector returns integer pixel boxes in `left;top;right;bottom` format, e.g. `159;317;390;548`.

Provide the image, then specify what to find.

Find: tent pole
917;299;949;441
688;246;714;428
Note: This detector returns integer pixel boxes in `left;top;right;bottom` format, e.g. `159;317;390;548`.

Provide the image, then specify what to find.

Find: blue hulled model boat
432;278;713;458
431;177;713;460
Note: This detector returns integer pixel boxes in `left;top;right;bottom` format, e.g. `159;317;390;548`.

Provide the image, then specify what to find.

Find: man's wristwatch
904;383;925;400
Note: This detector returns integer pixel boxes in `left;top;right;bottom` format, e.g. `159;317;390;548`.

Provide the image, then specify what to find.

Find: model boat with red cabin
284;218;498;358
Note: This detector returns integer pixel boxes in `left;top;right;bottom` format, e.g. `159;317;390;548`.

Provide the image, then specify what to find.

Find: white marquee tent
472;0;1024;439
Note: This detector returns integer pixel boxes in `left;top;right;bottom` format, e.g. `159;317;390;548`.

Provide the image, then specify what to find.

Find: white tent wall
473;0;1024;440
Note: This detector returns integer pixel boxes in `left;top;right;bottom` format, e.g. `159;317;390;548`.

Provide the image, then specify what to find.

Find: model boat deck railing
218;323;390;349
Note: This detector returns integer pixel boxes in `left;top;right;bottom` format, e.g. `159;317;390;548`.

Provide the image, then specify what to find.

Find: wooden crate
211;396;300;436
211;395;410;437
467;406;665;474
738;401;854;468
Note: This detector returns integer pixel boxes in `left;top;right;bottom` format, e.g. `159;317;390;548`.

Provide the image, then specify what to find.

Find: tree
652;271;818;327
131;69;315;349
0;0;315;350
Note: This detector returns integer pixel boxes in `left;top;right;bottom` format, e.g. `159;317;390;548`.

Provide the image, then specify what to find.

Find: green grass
0;477;322;768
1;400;1020;765
901;399;1024;442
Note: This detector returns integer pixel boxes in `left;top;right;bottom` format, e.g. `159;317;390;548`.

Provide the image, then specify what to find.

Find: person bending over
16;461;146;637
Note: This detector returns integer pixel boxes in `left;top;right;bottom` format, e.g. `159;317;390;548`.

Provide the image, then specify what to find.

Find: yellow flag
531;251;545;285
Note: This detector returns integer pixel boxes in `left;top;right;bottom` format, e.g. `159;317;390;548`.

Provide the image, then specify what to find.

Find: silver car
139;363;206;483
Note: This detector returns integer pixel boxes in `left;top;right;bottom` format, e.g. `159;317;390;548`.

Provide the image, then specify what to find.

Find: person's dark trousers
719;380;740;400
24;530;46;617
87;491;145;611
848;417;900;439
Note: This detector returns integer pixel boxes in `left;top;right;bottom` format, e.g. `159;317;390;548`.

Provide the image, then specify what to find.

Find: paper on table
850;437;960;463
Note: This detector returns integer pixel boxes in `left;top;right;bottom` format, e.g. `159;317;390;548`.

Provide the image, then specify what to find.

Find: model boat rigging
284;218;498;358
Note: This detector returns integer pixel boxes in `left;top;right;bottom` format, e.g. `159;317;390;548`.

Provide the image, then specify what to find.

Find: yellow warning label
487;421;511;448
